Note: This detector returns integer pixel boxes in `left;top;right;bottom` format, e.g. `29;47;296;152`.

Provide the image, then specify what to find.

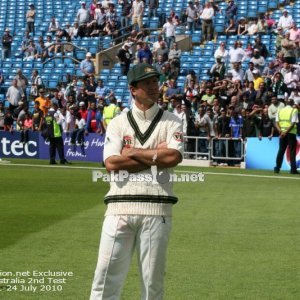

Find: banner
246;137;300;170
0;131;104;163
2;132;299;170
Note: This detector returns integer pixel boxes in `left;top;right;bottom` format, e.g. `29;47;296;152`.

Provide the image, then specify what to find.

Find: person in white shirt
152;35;163;52
289;88;300;106
250;49;266;74
284;64;299;90
65;105;76;134
247;19;258;35
162;17;176;49
214;42;229;63
173;102;187;138
186;1;197;32
244;61;257;83
6;79;25;111
229;63;244;83
168;42;181;61
130;0;144;30
71;112;86;146
268;95;285;122
229;41;246;66
101;0;111;9
48;17;60;35
200;2;214;42
77;1;90;27
277;10;294;31
89;63;183;300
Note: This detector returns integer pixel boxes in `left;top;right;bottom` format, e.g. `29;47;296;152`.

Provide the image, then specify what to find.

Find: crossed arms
105;142;182;173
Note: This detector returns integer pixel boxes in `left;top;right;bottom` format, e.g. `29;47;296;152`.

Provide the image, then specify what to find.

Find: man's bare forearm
105;155;149;173
127;148;182;168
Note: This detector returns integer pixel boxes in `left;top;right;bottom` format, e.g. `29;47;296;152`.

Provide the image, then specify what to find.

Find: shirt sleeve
103;117;123;161
291;109;299;123
166;115;184;157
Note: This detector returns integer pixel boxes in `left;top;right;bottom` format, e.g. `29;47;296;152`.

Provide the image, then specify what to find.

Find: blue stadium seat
107;81;116;88
75;69;84;77
191;33;201;44
118;81;128;87
100;69;110;76
41;75;49;82
268;0;278;9
76;49;86;60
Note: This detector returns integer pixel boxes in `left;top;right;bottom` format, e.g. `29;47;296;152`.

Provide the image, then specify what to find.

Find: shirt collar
132;102;159;121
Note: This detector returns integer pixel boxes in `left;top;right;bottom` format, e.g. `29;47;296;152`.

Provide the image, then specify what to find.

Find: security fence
183;136;245;163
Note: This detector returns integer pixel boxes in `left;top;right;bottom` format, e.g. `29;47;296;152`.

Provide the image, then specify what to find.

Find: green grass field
1;159;300;300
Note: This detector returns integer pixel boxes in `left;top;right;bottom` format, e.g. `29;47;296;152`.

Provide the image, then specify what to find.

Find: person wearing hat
250;48;266;74
78;101;88;120
278;9;294;31
80;52;95;77
77;1;90;37
2;28;13;60
26;4;36;34
116;42;132;76
90;63;183;300
252;69;264;91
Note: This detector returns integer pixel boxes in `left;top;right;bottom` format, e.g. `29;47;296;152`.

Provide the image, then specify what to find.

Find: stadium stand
0;0;300;166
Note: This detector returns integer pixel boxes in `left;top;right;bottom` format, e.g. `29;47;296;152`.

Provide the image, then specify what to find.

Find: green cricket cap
127;63;160;85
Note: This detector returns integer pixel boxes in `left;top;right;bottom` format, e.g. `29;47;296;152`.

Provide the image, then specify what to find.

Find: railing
183;136;245;162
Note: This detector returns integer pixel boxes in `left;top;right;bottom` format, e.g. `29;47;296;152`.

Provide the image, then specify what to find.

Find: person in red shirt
79;101;88;120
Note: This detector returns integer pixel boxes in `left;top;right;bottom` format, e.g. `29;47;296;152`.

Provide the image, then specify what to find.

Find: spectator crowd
1;0;300;164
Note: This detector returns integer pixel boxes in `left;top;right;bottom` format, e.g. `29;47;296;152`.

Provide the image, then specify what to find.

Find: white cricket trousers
90;215;172;300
